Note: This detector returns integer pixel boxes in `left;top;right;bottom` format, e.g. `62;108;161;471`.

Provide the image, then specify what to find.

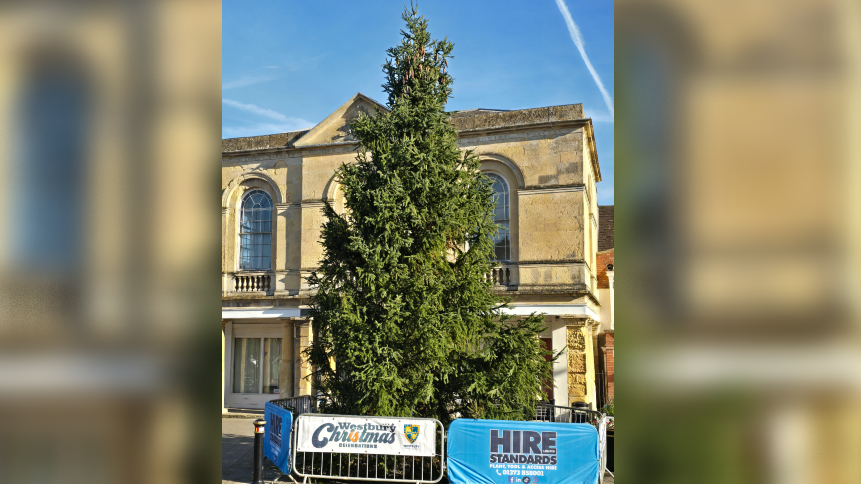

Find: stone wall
222;126;598;294
519;190;585;262
450;104;584;132
222;130;308;152
294;320;313;396
566;323;590;402
458;128;586;188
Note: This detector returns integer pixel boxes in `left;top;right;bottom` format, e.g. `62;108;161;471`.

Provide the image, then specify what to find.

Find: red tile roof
598;205;614;251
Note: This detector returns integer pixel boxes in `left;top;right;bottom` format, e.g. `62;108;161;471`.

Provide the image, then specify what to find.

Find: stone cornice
516;259;587;265
517;184;585;195
492;285;589;296
299;200;327;208
222;144;357;163
455;118;590;140
584;122;601;182
222;118;592;159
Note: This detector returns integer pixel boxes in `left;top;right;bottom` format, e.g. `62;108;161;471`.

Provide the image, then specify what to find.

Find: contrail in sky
554;0;614;119
222;98;308;124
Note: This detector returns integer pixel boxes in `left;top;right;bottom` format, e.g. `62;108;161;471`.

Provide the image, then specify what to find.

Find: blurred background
0;0;220;483
616;0;861;482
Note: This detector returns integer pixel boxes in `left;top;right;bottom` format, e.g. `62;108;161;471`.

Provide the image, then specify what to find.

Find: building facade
596;205;614;406
222;93;604;411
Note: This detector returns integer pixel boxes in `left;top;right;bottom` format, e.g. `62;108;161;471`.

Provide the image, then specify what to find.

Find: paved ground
222;416;614;484
222;417;285;484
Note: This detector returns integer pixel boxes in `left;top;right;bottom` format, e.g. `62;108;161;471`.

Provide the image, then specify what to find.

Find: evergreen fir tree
307;4;555;423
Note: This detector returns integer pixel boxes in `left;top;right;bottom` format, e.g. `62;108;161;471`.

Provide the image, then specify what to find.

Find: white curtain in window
262;338;282;394
232;338;260;393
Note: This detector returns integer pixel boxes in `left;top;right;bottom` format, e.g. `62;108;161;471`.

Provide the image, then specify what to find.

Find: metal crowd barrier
599;415;614;482
534;403;602;429
259;402;607;483
291;414;445;484
269;395;316;416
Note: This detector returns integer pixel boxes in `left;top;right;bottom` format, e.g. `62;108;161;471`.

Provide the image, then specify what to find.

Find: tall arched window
486;173;510;261
239;189;272;270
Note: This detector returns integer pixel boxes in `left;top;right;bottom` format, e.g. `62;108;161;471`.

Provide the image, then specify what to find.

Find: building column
566;319;598;409
222;319;232;413
278;319;295;397
270;203;290;293
299;201;326;292
221;321;225;413
294;320;313;396
585;322;598;408
550;317;569;406
222;206;232;271
222;207;233;294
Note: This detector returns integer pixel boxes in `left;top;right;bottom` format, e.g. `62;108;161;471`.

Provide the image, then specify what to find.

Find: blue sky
223;0;614;204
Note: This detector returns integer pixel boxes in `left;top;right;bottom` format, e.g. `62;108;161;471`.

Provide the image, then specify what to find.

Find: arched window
239;189;272;270
486;173;510;261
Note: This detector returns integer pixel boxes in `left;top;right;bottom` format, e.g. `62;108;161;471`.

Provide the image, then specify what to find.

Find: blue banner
264;402;293;474
447;419;599;484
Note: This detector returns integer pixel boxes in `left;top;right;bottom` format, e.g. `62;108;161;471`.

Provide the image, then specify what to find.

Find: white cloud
222;76;275;90
222;98;308;124
554;0;614;119
222;99;313;137
263;65;279;69
585;110;614;123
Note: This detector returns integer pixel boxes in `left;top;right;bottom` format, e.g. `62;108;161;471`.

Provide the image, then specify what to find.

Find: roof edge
293;92;389;148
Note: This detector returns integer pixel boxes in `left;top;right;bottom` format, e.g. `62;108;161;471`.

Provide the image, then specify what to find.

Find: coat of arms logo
404;424;420;444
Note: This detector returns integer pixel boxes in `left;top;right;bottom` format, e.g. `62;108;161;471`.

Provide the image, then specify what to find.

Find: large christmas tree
307;5;554;423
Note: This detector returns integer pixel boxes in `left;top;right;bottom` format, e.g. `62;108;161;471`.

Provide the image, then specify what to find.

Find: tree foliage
306;5;554;424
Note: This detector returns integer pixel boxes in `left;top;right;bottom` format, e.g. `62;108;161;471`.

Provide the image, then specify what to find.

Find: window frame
231;336;282;395
485;172;511;262
237;189;273;272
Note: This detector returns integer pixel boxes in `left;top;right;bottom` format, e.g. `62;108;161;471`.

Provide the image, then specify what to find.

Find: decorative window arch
239;189;273;271
486;173;511;261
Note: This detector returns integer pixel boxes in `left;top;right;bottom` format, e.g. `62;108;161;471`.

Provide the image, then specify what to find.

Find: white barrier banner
296;415;437;456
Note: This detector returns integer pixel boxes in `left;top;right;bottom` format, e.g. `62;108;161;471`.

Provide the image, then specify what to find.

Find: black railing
534;403;602;429
595;371;609;410
270;397;602;429
269;395;316;416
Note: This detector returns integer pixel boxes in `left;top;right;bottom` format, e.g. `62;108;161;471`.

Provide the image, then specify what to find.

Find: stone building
596;205;614;405
222;93;604;411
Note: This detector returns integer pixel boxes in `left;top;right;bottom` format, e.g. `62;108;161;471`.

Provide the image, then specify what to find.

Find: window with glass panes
486;173;510;261
239;190;272;270
232;337;282;394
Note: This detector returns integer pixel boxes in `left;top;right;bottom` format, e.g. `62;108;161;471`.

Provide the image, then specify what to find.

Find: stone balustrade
486;265;514;286
232;273;272;293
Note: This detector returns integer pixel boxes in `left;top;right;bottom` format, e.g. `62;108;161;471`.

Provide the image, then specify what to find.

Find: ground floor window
232;337;281;394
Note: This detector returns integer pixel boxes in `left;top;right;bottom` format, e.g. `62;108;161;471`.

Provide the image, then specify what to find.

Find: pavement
222;417;285;484
222;416;614;484
223;408;265;419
